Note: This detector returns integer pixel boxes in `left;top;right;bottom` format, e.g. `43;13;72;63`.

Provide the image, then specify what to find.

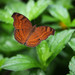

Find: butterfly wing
35;26;55;40
12;13;32;44
26;26;55;47
12;13;32;29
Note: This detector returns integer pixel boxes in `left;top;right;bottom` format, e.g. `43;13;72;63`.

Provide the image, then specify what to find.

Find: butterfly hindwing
14;29;31;44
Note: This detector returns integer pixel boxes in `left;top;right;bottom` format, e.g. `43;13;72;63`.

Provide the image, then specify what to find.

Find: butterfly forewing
12;13;32;29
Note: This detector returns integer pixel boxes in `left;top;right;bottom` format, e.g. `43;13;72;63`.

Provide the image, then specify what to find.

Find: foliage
1;55;40;71
0;0;75;75
68;38;75;51
67;56;75;75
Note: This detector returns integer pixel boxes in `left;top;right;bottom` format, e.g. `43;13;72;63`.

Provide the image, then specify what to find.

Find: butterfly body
12;13;55;47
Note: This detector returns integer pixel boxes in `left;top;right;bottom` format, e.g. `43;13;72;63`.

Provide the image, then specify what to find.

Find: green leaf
27;0;51;20
67;71;75;75
0;9;13;24
10;69;45;75
55;0;73;9
68;38;75;51
0;55;8;70
0;34;25;52
0;54;3;60
0;0;21;4
0;59;6;70
42;15;58;23
47;30;74;64
10;70;30;75
36;40;51;66
1;23;13;33
0;0;50;23
1;55;40;71
45;24;62;29
0;2;26;24
30;69;45;75
67;56;75;75
48;5;71;27
70;19;75;27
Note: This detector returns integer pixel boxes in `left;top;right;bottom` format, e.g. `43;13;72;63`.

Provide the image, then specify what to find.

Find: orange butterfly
12;13;55;47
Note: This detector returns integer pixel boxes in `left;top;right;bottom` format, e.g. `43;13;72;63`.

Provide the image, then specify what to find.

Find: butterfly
12;12;55;47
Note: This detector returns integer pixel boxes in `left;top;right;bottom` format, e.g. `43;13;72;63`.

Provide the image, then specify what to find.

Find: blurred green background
0;0;75;75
